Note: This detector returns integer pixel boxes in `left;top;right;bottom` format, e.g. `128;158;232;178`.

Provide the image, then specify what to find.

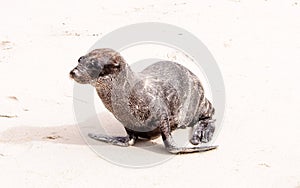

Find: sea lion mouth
69;67;82;80
69;67;90;84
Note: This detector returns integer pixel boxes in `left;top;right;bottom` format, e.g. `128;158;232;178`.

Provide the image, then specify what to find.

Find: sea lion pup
70;48;217;154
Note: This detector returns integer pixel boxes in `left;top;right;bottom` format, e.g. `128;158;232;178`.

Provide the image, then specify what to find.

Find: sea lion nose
69;68;77;78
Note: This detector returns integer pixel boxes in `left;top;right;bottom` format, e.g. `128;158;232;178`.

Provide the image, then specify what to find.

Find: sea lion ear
111;54;124;67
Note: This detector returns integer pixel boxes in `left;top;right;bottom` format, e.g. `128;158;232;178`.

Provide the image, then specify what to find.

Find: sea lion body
70;48;217;153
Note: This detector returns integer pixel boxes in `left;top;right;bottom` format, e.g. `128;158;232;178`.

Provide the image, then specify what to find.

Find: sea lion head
69;48;124;84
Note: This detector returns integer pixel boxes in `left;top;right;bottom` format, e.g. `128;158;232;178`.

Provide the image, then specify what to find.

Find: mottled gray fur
70;48;217;154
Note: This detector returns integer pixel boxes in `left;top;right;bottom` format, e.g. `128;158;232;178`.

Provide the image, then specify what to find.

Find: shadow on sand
0;112;171;155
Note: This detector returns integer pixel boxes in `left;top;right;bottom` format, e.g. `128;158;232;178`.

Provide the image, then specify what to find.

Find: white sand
1;0;300;187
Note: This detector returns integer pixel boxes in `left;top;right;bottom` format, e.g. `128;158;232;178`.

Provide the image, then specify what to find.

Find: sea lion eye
78;56;85;63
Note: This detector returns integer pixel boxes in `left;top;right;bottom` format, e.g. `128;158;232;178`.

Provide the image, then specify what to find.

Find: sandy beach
1;0;300;187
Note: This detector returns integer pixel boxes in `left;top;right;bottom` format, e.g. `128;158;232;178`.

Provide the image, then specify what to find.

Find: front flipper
164;137;218;154
88;133;136;147
159;113;218;154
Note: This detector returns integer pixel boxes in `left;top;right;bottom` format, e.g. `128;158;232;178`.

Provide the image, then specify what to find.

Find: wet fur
70;48;217;153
